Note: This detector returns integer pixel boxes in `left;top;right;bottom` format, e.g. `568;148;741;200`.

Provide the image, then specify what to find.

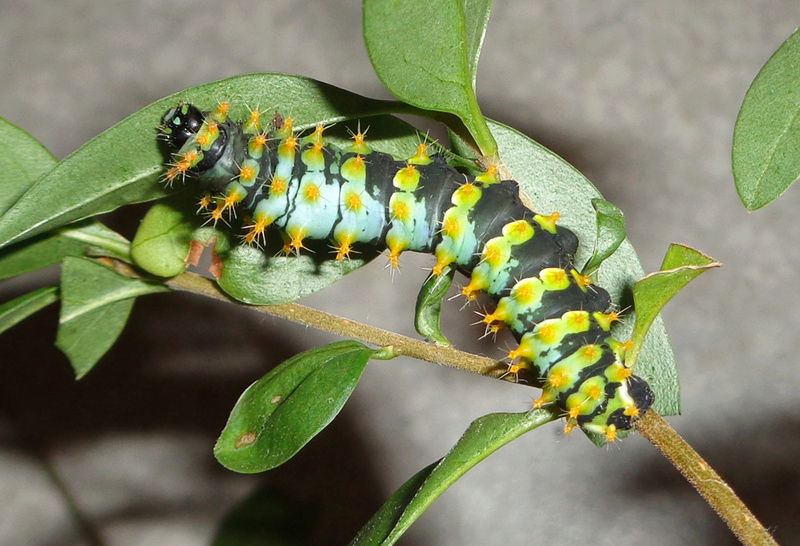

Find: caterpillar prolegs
159;102;655;441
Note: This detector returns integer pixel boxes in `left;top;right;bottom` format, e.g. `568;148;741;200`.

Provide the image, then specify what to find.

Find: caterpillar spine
159;102;655;441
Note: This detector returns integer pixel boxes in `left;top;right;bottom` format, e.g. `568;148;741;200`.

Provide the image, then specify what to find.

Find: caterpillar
159;102;655;441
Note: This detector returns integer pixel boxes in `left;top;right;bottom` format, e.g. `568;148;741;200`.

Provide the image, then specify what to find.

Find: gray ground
1;1;799;544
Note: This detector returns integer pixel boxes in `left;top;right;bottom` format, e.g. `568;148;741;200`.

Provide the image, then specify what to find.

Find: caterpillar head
160;103;204;149
606;374;655;431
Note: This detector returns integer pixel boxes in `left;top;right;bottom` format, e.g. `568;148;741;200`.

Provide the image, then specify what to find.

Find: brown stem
159;269;505;378
636;411;777;546
108;261;776;543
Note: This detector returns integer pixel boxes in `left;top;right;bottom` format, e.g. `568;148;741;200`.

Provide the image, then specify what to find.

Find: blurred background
1;1;799;544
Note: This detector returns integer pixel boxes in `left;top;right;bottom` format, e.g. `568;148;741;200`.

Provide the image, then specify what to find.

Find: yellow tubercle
244;109;262;134
534;212;560;234
563;420;578;435
243;214;273;245
270;176;288;196
548;371;567;388
606;362;634;382
506;347;523;361
224;192;241;209
391;200;411;222
475;164;500;185
393;164;420;191
461;280;483;301
344;191;363;212
173;148;201;176
210;201;226;223
198;194;213;210
432;256;453;276
605;424;618;442
571;269;594;291
624;405;640;418
350;131;371;154
593;310;621;331
481;311;498;325
510;278;543;305
239;164;257;183
533;389;556;408
303;182;321;203
212;101;230;122
581;345;599;360
342;155;366;181
334;235;354;261
541;268;570;290
276;117;294;139
278;136;298;159
481;241;505;268
502;219;534;243
311;124;326;144
302;142;325;168
452;182;482;207
441;215;462;238
164;167;180;183
287;227;308;253
388;250;401;268
564;310;590;330
248;133;268;157
408;143;433;165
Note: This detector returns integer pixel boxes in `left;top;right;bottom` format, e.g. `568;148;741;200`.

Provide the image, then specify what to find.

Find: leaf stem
636;411;777;546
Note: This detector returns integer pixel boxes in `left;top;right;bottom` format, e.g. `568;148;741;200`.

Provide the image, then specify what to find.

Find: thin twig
166;271;504;377
637;411;777;546
108;260;778;544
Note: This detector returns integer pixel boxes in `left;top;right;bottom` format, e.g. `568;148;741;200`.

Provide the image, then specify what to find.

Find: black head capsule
160;103;204;149
628;374;655;416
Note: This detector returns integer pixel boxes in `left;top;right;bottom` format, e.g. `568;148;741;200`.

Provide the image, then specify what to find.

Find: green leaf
350;463;437;546
0;117;130;277
351;410;557;545
0;73;406;250
626;244;720;369
581;198;627;275
733;29;800;210
215;341;374;473
56;257;169;378
414;266;454;346
462;0;494;87
130;196;200;277
363;0;497;155
0;286;59;335
0;117;57;215
0;220;131;280
217;244;380;306
451;120;681;416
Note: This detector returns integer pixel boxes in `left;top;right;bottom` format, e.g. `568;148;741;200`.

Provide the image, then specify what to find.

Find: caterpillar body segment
160;103;654;440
